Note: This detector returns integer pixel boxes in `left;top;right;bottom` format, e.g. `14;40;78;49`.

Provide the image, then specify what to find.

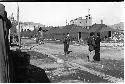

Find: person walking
63;33;70;55
93;32;101;61
87;32;95;62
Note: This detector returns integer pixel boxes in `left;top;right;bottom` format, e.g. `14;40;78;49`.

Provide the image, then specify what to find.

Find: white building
20;24;35;31
70;14;92;28
20;22;45;31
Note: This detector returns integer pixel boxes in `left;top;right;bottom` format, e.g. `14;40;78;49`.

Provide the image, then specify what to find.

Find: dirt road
21;39;124;83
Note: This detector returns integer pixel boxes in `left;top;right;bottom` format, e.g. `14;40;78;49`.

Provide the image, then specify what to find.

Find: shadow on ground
9;50;51;83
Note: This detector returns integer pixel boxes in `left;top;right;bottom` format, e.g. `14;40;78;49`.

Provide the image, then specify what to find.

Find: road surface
21;39;124;83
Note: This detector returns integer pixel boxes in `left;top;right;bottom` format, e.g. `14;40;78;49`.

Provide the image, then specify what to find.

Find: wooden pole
17;3;21;48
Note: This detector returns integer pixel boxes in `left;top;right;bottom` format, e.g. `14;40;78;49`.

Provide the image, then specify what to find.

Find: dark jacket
63;36;70;45
95;36;101;47
87;36;95;51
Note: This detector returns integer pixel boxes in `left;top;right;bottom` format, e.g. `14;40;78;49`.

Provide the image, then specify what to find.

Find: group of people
63;32;101;62
87;32;101;62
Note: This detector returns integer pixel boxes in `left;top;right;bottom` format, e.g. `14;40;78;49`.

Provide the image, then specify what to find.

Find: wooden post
17;3;21;48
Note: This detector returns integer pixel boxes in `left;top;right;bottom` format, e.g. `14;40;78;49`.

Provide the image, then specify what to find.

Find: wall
70;18;86;27
70;14;92;27
86;14;92;27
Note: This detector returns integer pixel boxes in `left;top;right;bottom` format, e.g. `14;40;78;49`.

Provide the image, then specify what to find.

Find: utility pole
17;3;21;48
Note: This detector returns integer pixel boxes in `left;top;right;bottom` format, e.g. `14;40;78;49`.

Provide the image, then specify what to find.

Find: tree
10;21;18;35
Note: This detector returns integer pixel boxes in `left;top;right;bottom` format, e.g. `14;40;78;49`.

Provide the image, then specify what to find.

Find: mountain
110;22;124;31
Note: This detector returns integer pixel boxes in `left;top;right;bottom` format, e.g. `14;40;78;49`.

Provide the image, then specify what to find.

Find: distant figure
93;32;101;61
87;32;95;62
15;35;19;43
10;35;13;46
63;33;70;55
37;27;44;44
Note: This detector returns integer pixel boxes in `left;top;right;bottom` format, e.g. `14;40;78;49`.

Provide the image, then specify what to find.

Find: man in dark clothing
37;27;44;44
10;35;13;46
93;32;101;61
63;33;70;55
87;32;95;62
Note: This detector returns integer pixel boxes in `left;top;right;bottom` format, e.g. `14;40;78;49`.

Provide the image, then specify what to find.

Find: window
80;22;81;23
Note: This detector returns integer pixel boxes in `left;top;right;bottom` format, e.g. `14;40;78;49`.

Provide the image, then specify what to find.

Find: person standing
87;32;95;62
37;27;44;44
93;32;101;61
63;33;70;55
10;35;13;46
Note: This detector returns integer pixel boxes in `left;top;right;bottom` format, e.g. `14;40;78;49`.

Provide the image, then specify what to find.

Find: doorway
78;32;82;41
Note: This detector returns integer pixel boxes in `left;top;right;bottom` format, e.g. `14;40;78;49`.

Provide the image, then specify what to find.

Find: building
70;14;92;29
44;23;114;43
20;22;45;31
20;23;35;31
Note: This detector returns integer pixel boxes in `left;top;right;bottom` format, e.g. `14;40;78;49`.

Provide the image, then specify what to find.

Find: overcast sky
0;2;124;26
